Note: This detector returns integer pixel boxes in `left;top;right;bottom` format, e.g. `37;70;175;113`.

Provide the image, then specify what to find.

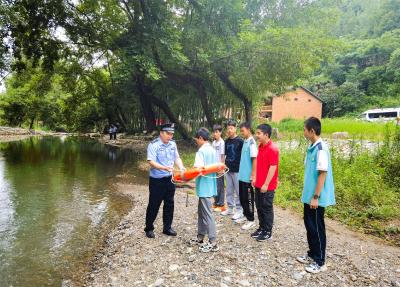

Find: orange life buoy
173;162;226;182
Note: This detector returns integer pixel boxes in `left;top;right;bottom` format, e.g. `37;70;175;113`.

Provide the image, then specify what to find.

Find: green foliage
377;127;400;188
309;1;400;117
277;137;400;239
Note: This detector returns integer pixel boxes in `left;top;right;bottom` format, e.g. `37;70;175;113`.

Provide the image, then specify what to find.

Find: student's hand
310;198;319;209
250;175;256;187
260;184;268;193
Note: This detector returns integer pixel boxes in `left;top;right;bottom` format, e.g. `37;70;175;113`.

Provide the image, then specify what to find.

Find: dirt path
85;184;400;287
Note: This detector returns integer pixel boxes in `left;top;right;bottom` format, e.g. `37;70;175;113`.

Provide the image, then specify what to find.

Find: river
0;136;146;286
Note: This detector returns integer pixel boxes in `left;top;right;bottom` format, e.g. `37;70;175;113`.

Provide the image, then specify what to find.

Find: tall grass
277;131;400;243
262;118;397;140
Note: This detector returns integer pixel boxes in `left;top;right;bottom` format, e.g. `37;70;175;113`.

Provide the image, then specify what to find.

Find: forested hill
0;0;399;135
308;0;400;117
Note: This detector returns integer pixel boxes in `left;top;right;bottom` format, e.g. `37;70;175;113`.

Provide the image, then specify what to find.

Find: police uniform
144;124;180;235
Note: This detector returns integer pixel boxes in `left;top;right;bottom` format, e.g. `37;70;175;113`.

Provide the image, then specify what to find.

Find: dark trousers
255;189;275;233
109;133;113;140
239;181;255;221
214;176;225;206
144;176;175;232
304;203;326;266
113;132;117;140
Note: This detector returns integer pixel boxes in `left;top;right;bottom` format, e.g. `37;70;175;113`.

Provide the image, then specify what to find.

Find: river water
0;136;145;286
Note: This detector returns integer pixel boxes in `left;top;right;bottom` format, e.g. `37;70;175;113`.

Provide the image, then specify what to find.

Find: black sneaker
256;231;272;242
251;229;263;238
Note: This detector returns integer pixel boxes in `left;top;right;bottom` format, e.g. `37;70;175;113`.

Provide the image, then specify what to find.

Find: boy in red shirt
251;124;279;242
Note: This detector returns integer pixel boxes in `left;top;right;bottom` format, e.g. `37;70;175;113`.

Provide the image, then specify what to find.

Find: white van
359;108;400;122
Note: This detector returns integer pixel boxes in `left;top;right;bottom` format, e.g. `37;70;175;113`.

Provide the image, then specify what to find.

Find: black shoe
145;230;155;238
162;228;177;236
251;228;263;238
256;231;272;242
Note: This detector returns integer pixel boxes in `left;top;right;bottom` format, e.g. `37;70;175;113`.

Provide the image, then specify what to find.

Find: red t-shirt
255;140;279;190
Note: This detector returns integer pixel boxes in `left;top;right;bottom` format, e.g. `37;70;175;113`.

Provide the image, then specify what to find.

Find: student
109;124;114;140
112;125;118;140
251;124;279;242
296;117;335;274
191;127;219;252
221;120;244;221
237;122;257;230
212;124;226;212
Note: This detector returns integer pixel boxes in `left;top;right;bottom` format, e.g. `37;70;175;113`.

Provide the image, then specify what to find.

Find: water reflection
0;136;146;286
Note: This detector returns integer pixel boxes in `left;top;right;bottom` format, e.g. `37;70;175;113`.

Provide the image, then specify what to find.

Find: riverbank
0;126;73;142
0;126;44;142
85;182;400;287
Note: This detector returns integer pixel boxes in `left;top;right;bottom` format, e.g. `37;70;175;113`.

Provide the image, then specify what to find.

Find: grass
263;118;398;140
277;142;400;244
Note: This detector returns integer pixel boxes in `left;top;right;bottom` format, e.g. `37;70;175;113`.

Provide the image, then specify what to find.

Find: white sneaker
305;262;327;274
221;209;234;216
231;211;243;221
296;254;314;264
234;217;246;224
241;221;255;230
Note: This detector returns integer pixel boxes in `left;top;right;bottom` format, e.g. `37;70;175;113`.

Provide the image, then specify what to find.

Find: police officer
144;123;186;238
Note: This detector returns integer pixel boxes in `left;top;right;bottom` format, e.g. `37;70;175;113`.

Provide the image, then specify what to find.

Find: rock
350;274;357;281
223;277;232;283
332;132;349;139
61;279;72;287
154;278;164;287
188;255;196;262
169;264;180;272
293;271;306;281
272;128;280;139
238;279;251;286
222;268;232;273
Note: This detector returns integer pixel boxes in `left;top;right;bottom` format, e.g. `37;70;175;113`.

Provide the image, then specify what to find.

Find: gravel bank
85;183;400;287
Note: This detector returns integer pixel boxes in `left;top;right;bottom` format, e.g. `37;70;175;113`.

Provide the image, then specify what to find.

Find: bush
277;138;400;239
377;127;400;189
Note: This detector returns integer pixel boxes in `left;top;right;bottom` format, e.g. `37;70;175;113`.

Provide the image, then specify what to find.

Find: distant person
251;124;279;242
112;125;118;140
191;127;219;252
211;124;226;212
296;117;335;274
109;124;114;140
144;123;186;239
221;120;243;220
237;122;258;230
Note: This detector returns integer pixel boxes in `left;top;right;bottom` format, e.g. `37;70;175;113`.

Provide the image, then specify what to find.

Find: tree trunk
216;71;253;124
115;105;128;131
150;95;190;140
29;116;35;129
165;71;214;128
136;74;157;132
